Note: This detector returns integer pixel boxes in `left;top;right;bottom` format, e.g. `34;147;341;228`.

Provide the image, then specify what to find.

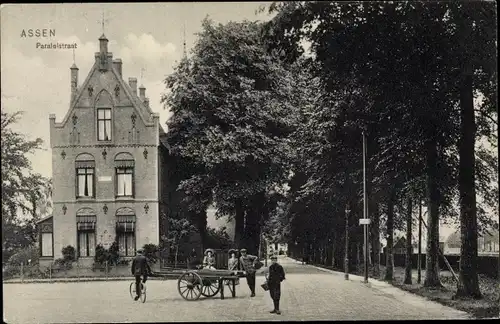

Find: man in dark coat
188;248;198;269
131;249;152;301
267;255;286;314
239;248;258;297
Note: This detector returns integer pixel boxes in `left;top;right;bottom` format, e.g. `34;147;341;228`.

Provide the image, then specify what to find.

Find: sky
1;2;272;178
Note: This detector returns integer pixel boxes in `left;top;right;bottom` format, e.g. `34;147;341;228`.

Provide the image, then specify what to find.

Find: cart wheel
201;279;221;297
178;271;202;301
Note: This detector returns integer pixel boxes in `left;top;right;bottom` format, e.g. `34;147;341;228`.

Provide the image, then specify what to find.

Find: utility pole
344;204;350;280
417;199;422;284
362;130;369;284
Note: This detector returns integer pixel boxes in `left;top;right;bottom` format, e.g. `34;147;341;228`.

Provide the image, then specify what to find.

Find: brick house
38;33;169;267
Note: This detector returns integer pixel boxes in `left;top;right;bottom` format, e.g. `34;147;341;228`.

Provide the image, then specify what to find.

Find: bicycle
129;280;147;303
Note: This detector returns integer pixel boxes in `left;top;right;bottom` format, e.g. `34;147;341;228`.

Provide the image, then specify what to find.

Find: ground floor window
78;230;96;257
41;232;53;257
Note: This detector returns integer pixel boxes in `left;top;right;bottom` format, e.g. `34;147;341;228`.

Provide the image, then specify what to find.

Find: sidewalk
285;257;391;288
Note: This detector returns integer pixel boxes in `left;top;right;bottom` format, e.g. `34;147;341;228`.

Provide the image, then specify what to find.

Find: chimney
139;85;146;101
70;64;78;99
128;78;137;96
112;59;122;77
98;34;109;71
99;34;108;54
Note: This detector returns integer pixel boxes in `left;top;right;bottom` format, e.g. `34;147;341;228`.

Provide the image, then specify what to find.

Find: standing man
188;248;198;269
266;255;286;314
239;248;258;297
131;249;152;301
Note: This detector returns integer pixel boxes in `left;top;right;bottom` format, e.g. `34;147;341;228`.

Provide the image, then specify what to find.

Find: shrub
7;246;39;266
142;244;159;264
94;241;121;266
51;245;76;270
61;245;76;262
3;264;21;279
94;244;107;265
117;259;130;266
54;258;72;270
108;241;120;265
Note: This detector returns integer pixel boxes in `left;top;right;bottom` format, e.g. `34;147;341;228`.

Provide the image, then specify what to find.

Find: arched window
116;207;136;256
114;152;135;197
76;207;97;257
96;90;113;141
75;153;95;198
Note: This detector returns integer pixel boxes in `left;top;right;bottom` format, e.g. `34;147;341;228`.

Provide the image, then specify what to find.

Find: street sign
359;218;371;225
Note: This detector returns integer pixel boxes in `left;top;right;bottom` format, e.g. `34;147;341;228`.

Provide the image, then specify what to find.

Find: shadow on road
147;295;248;304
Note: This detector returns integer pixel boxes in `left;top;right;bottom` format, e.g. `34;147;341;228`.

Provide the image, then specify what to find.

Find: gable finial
72;48;75;64
98;10;110;35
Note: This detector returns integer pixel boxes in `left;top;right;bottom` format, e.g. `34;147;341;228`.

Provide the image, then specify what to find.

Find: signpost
359;219;371;225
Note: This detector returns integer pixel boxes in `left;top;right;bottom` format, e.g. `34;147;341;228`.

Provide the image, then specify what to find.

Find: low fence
380;253;499;279
2;260;169;281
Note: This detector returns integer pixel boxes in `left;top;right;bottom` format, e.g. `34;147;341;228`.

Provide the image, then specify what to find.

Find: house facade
38;34;168;266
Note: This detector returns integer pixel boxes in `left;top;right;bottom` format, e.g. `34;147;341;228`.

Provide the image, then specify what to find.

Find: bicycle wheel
140;283;147;303
129;282;136;300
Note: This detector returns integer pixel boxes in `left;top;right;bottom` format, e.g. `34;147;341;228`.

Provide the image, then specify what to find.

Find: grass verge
312;262;499;319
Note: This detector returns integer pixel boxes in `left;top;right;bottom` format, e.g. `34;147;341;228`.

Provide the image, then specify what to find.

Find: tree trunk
356;243;361;272
404;197;413;284
244;208;260;255
233;200;245;248
258;231;263;259
175;245;179;269
371;203;381;277
418;199;423;284
455;69;482;299
344;204;350;278
384;191;395;282
424;139;443;287
331;234;336;267
196;210;208;252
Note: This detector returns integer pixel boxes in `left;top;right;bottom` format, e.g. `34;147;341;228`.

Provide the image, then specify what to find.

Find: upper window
115;152;135;198
97;108;112;141
75;153;95;199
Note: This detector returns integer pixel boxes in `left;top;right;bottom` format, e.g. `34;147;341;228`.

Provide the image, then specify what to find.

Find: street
3;257;469;322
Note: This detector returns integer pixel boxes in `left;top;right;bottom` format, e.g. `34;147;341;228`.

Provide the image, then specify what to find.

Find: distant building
445;225;499;254
267;242;288;256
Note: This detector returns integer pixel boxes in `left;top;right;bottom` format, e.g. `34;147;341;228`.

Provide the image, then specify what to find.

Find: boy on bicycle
131;249;152;301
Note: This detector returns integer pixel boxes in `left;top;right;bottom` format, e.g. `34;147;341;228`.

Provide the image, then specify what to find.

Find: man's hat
240;248;247;253
228;249;237;255
204;248;215;255
137;249;144;254
270;255;278;260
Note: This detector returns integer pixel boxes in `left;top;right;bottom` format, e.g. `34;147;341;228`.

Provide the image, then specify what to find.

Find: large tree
162;18;300;254
1;109;49;263
448;1;497;299
262;2;497;293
